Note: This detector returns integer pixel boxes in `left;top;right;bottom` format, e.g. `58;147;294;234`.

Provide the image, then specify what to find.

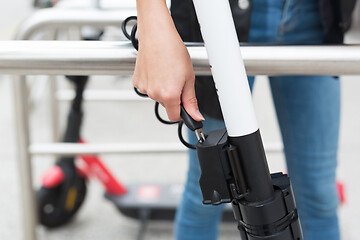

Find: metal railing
15;7;137;140
3;41;360;75
3;41;360;240
15;7;137;142
11;10;156;240
15;8;136;40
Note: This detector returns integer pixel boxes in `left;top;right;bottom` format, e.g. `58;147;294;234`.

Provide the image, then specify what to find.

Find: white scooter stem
192;0;258;137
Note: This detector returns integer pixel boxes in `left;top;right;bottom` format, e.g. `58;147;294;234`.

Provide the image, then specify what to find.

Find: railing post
13;76;37;240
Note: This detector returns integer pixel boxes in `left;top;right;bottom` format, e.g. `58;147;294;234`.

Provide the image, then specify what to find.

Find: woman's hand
134;0;204;122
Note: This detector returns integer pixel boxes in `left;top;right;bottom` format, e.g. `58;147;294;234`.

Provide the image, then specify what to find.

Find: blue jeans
174;0;341;239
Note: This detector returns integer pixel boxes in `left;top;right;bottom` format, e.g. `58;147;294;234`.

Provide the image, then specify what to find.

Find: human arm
133;0;204;122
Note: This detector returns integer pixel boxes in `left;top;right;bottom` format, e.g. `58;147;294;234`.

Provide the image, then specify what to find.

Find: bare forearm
136;0;178;42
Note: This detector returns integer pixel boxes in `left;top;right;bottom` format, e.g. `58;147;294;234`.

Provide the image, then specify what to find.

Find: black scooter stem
228;131;273;202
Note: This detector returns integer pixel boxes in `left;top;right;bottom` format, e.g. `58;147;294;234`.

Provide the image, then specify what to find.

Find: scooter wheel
37;176;87;228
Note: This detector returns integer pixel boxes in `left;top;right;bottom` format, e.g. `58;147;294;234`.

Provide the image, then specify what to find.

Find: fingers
134;73;181;121
162;91;181;122
181;75;204;122
148;89;181;122
133;74;203;122
132;62;148;95
133;69;181;121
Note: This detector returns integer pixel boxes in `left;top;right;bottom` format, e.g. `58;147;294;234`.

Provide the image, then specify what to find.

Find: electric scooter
188;1;303;239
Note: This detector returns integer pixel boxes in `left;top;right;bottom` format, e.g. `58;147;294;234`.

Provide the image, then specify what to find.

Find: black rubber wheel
37;175;87;228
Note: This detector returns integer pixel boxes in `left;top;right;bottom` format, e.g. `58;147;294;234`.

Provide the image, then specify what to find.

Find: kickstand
137;208;151;240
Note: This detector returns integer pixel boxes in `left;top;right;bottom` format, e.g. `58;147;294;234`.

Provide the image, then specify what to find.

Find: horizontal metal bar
15;9;136;40
29;142;283;156
30;142;186;155
57;89;151;102
1;41;360;76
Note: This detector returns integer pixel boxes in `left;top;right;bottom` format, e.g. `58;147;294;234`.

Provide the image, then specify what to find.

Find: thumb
181;77;205;122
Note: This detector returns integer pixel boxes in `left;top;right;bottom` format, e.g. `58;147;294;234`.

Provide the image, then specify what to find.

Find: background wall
0;0;32;40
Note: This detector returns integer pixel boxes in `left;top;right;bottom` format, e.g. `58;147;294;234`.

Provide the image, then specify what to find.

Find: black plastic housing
196;128;302;240
196;129;233;205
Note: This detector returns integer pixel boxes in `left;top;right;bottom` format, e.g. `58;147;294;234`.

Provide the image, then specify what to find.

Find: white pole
192;0;258;137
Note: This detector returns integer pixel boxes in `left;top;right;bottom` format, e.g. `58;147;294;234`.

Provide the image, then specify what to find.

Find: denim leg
174;78;255;240
269;76;340;240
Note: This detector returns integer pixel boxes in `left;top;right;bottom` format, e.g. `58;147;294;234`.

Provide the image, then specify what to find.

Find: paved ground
1;1;360;240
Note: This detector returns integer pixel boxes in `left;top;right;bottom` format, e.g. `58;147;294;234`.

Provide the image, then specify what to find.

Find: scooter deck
105;183;235;222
